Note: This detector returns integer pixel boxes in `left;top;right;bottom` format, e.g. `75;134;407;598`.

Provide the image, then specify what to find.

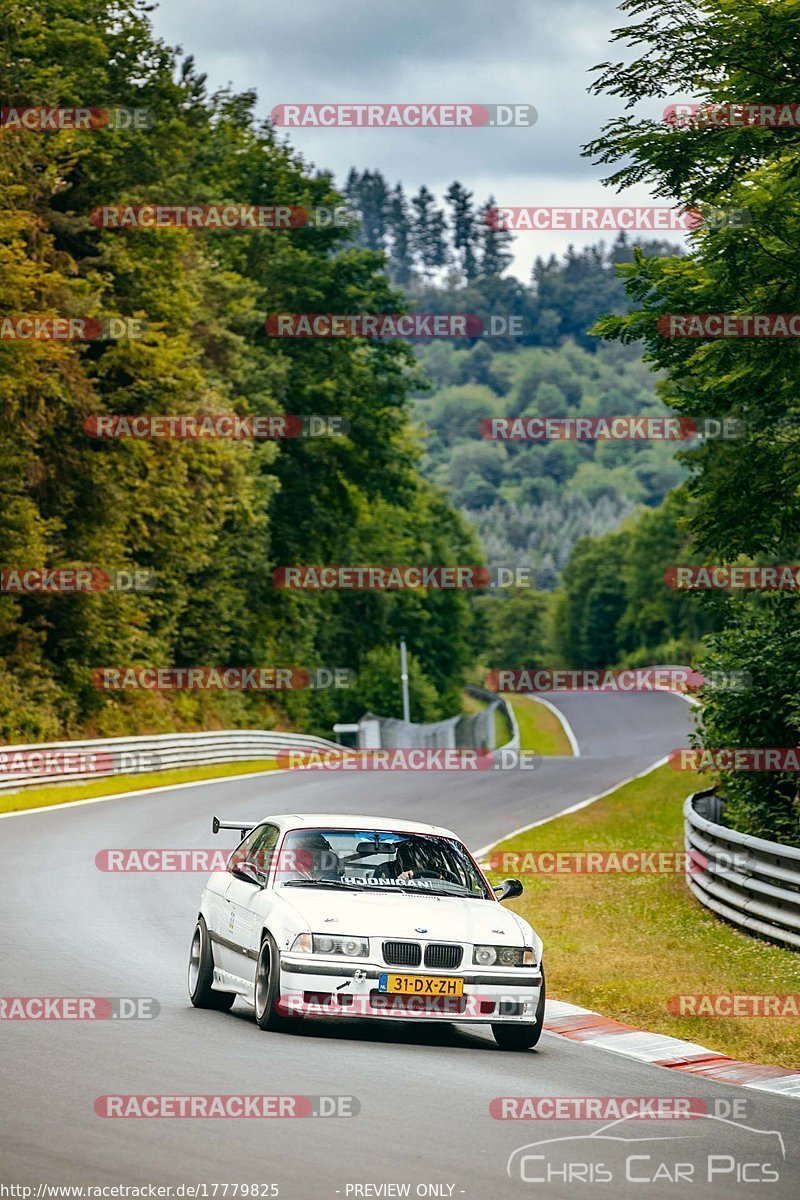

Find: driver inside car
393;839;443;882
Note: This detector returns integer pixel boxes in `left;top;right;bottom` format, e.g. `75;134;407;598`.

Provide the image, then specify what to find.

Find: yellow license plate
380;973;463;996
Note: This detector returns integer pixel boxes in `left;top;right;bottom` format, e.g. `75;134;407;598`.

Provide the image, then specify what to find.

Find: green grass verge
488;764;800;1069
494;704;512;747
509;693;573;756
0;759;282;816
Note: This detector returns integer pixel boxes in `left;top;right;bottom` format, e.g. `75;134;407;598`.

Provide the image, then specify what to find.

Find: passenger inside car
286;830;342;880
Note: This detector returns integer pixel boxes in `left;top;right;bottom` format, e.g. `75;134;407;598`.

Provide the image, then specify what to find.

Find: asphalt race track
1;692;798;1198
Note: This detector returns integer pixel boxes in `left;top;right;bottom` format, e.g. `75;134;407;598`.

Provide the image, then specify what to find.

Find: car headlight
473;945;533;967
291;933;369;957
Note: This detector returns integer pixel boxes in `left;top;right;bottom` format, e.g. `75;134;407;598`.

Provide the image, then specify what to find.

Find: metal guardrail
0;729;345;794
684;788;800;951
359;712;464;751
0;688;519;795
464;684;520;751
362;686;520;752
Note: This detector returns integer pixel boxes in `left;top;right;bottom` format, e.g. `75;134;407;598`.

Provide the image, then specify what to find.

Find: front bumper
278;956;543;1022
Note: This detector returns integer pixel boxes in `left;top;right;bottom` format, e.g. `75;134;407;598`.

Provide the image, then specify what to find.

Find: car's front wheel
188;917;236;1010
492;967;546;1050
254;932;291;1031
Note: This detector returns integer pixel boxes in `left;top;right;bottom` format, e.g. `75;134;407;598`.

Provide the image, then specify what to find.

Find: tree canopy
0;0;478;739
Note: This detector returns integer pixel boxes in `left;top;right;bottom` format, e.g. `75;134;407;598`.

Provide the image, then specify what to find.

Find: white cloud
149;0;682;277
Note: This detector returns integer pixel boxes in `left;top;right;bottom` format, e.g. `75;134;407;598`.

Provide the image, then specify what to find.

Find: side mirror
494;877;523;902
230;860;264;887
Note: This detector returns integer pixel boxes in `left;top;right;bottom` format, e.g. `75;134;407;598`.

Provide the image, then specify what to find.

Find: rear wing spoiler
212;816;256;839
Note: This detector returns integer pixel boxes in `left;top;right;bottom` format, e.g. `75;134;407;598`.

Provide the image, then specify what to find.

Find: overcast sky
149;0;682;280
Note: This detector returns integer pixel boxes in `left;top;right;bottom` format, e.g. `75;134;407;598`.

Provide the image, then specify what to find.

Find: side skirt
213;965;254;998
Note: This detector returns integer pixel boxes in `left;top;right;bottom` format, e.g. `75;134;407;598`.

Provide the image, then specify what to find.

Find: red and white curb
544;999;800;1098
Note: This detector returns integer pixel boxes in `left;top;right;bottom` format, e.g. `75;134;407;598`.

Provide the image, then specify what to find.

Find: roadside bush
695;597;800;847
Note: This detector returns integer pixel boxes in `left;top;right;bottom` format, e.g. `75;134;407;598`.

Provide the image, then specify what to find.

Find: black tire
188;917;236;1010
492;967;546;1050
254;931;291;1031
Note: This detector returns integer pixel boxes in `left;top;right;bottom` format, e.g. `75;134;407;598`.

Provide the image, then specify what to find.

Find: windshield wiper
280;878;484;898
281;879;362;890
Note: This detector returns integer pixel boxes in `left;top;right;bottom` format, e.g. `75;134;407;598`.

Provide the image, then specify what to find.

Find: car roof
264;813;460;839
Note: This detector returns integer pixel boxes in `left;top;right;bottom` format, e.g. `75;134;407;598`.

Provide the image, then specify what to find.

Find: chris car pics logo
506;1114;785;1187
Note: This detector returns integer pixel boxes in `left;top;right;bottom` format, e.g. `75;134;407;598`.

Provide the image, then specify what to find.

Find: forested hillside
415;336;684;586
0;0;478;741
343;171;688;583
6;0;769;799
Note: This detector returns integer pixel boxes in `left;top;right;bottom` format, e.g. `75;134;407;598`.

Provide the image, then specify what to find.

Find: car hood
276;885;531;945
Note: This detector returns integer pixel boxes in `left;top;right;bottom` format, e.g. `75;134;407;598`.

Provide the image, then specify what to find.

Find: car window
227;823;279;873
247;824;280;873
275;828;491;898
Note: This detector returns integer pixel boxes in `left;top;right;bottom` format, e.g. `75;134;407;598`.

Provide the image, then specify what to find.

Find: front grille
424;943;463;970
383;940;422;967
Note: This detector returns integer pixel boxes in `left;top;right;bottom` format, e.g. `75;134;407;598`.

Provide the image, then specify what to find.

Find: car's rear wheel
492;967;546;1050
188;921;235;1008
188;917;235;1010
254;932;291;1031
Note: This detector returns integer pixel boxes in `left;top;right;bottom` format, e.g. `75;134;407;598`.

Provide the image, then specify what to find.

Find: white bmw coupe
189;812;545;1049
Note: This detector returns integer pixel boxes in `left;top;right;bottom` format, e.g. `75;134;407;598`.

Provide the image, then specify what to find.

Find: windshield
275;828;491;898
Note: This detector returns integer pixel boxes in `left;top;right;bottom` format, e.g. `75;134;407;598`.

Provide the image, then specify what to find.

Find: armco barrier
464;684;520;751
354;688;519;753
685;788;800;950
361;712;463;751
0;689;518;795
0;729;344;794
